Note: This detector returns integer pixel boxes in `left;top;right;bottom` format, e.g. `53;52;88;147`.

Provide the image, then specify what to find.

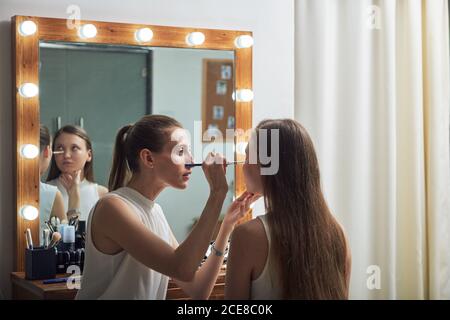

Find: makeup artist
76;115;259;299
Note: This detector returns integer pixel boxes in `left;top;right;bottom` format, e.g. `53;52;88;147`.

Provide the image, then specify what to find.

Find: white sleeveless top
75;187;176;300
39;181;58;243
47;178;99;221
251;214;282;299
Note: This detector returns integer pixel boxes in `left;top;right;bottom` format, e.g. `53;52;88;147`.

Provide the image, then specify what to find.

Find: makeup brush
43;229;50;249
52;150;64;154
185;161;245;169
49;232;62;249
25;228;33;250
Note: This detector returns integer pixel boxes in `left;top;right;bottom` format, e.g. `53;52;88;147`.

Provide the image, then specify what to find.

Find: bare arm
173;192;260;299
51;191;68;224
225;224;253;299
94;188;226;282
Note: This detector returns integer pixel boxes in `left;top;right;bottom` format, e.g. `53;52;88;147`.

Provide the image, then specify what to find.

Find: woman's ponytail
108;124;133;191
108;115;182;191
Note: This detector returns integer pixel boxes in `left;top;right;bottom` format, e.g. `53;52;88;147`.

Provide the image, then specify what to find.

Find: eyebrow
55;143;81;148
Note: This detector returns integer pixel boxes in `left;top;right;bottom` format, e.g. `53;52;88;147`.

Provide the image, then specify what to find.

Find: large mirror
38;42;236;243
12;16;252;271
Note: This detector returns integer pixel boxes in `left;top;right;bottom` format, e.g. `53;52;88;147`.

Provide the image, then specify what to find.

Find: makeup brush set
25;214;85;280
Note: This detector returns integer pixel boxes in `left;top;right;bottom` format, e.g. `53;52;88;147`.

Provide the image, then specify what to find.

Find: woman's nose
186;152;193;164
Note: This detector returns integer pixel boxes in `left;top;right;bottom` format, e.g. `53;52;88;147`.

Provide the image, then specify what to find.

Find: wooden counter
11;272;77;300
11;267;226;300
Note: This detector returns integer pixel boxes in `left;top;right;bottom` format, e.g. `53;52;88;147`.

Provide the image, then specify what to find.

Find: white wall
0;0;294;298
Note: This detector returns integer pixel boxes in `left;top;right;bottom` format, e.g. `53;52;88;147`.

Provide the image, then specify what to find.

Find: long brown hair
108;114;182;191
46;125;95;182
255;119;348;299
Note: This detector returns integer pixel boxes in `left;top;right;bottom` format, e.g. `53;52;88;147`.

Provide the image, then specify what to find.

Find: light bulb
236;142;248;155
19;83;39;98
19;20;37;36
234;35;254;48
135;28;153;42
235;89;254;102
20;205;39;221
78;24;97;39
20;144;39;159
186;32;205;46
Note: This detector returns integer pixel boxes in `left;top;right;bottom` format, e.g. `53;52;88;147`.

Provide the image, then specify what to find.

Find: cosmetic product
43;229;50;249
42;275;81;285
49;232;61;249
185;161;245;168
52;150;64;154
24;231;30;250
63;225;75;244
25;228;33;250
45;221;55;234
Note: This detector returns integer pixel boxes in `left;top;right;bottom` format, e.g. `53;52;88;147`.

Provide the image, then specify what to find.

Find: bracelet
211;242;226;257
67;209;80;218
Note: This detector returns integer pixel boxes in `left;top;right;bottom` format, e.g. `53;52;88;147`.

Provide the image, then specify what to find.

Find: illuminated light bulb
19;83;39;98
135;28;153;42
20;205;39;221
19;20;37;36
235;89;254;102
234;35;254;48
236;142;248;155
78;24;97;39
20;144;39;159
186;32;205;46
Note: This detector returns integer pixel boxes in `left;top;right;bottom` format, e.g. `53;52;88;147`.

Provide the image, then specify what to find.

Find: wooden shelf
11;266;226;300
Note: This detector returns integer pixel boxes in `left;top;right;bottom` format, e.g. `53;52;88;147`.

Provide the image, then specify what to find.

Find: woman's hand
222;191;261;230
59;170;81;195
202;152;228;194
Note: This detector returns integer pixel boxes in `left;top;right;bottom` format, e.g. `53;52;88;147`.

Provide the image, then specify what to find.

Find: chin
172;182;188;190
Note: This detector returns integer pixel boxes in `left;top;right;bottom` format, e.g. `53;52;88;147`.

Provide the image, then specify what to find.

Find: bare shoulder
97;185;109;198
231;216;269;280
232;217;266;244
94;195;131;222
230;217;268;259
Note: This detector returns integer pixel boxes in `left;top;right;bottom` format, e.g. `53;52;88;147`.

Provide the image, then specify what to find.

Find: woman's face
151;127;193;190
243;137;263;194
54;133;92;174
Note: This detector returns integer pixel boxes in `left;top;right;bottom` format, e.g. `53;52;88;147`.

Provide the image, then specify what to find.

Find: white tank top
39;181;58;243
75;187;176;300
47;178;99;221
251;214;282;299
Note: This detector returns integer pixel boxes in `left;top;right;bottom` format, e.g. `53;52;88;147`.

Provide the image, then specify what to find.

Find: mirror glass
38;41;236;245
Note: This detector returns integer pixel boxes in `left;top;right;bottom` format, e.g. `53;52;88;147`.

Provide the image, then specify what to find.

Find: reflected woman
46;125;108;221
39;125;67;240
225;119;351;299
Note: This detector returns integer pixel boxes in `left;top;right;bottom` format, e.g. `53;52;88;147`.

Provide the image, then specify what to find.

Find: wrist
219;221;234;235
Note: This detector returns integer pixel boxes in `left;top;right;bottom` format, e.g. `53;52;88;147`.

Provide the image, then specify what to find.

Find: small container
63;225;75;244
25;246;56;280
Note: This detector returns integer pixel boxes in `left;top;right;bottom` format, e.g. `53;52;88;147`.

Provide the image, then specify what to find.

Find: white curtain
295;0;450;299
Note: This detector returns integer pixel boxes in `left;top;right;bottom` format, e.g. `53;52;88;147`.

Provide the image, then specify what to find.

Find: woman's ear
43;145;51;158
140;149;154;169
86;149;93;162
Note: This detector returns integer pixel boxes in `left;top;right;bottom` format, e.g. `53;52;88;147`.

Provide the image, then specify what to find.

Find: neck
80;170;85;181
126;173;165;201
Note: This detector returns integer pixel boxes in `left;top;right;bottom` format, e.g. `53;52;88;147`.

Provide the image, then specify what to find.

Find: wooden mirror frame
12;15;252;271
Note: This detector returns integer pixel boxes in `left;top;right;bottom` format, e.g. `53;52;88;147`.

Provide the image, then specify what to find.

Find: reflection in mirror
38;42;236;246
